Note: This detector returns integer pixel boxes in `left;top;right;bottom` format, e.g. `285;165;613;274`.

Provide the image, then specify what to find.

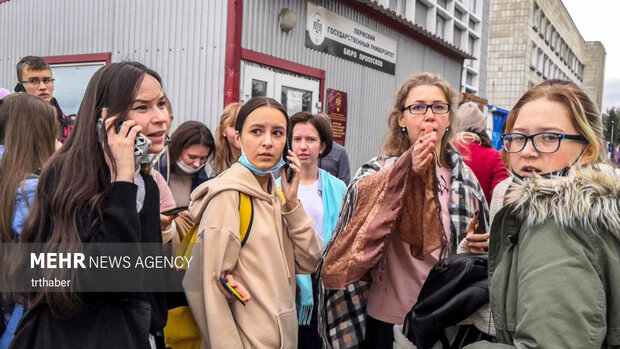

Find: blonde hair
380;73;457;167
503;80;605;167
214;102;242;174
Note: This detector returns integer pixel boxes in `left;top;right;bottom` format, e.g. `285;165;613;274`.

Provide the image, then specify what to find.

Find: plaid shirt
318;145;488;348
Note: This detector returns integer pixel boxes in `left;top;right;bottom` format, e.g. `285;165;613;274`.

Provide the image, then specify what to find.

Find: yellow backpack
163;192;254;349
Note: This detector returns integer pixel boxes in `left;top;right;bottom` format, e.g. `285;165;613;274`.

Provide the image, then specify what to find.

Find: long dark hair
169;121;215;175
19;61;163;317
0;94;57;243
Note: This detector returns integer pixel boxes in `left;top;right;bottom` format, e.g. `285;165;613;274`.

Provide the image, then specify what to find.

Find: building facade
487;0;606;110
0;0;475;171
375;0;491;99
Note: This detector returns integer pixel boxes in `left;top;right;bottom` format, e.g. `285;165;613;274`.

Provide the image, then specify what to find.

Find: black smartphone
283;140;295;182
161;206;188;216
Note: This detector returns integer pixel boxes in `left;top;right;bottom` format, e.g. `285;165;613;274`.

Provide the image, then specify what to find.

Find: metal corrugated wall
242;0;463;171
0;0;227;132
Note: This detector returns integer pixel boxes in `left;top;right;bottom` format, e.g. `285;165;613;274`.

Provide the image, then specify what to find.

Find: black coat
9;171;168;349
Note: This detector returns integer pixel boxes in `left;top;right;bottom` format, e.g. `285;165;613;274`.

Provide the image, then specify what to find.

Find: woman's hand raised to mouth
411;124;437;175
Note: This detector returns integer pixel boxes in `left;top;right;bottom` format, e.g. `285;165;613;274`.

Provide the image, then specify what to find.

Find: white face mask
176;159;204;174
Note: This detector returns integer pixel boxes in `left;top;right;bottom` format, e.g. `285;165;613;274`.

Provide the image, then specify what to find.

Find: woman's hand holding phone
280;149;301;211
463;211;489;254
217;274;251;305
102;108;141;182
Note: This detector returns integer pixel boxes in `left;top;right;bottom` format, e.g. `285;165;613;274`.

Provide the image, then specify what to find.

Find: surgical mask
176;159;204;174
237;147;286;176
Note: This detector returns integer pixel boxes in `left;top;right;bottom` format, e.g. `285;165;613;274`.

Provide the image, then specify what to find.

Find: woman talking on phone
10;61;171;348
184;97;322;348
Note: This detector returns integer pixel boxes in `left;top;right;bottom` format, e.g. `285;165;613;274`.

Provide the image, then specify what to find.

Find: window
436;15;446;38
549;26;555;48
466;72;475;86
543;55;549;78
537;48;544;74
415;1;428;28
454;27;463;48
546;23;552;43
45;53;111;115
532;3;540;30
531;43;538;69
540;15;546;39
469;18;476;30
468;35;475;56
437;0;447;9
470;0;477;13
455;8;464;21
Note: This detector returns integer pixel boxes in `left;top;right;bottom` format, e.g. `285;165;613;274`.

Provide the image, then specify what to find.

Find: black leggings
362;315;395;349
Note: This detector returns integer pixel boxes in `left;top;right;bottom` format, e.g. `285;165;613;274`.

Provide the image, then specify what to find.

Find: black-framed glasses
501;132;587;154
401;103;450;115
21;77;55;86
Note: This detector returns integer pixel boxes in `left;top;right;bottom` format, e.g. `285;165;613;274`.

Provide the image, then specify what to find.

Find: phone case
219;277;246;306
96;117;151;163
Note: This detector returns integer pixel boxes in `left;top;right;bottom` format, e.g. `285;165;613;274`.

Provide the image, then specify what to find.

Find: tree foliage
602;107;620;144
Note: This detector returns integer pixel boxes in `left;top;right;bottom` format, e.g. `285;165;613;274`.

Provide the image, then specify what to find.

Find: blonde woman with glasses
465;80;620;348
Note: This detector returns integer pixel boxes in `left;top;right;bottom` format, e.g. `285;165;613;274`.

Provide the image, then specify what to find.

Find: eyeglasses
501;132;587;154
401;103;450;115
21;77;55;86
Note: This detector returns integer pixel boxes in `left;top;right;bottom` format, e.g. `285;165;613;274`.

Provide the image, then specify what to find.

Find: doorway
240;60;321;115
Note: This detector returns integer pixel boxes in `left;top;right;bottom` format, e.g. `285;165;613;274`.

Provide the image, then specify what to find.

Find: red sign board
327;89;347;146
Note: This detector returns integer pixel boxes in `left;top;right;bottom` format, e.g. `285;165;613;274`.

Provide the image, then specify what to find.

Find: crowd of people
0;56;618;349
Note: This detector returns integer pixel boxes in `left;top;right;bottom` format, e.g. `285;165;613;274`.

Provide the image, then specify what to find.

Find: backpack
163;191;254;349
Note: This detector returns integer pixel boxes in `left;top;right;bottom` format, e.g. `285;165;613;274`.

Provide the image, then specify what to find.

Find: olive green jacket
466;164;620;348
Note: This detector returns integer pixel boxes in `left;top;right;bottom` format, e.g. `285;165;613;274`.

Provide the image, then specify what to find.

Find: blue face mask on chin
512;146;586;182
238;149;286;176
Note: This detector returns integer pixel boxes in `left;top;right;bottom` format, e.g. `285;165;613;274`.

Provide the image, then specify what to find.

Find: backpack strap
178;191;254;265
238;192;253;247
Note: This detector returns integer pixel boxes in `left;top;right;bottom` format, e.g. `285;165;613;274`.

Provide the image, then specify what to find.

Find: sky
562;0;620;112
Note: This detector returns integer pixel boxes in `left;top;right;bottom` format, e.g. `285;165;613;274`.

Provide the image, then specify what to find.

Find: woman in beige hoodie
183;97;322;348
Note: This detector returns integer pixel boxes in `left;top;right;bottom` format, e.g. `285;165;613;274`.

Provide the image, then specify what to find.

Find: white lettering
31;253;44;269
30;253;86;268
343;47;357;58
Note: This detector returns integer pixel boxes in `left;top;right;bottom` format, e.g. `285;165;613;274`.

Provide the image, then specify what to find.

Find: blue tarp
489;105;510;151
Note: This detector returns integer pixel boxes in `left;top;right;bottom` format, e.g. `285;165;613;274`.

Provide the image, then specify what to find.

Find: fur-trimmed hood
507;164;620;239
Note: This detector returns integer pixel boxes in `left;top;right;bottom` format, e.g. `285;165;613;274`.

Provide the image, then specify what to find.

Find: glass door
241;62;275;102
241;61;321;114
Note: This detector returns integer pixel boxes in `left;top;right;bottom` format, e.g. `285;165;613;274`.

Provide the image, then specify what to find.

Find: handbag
402;253;489;349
